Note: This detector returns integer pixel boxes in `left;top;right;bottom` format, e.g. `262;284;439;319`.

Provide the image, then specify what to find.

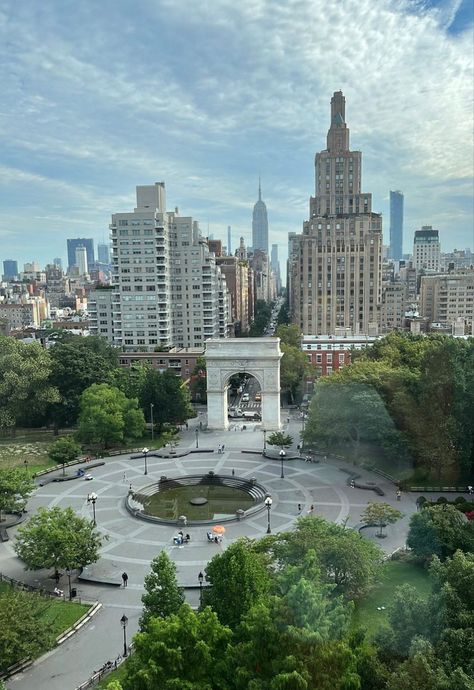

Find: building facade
413;226;440;272
389;190;404;260
2;260;18;280
420;269;474;329
290;91;382;335
302;333;379;377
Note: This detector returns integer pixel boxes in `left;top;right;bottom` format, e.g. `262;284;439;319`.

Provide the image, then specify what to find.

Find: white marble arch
204;338;282;430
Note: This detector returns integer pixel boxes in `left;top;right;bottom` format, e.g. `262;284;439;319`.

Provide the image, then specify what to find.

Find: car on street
241;393;250;402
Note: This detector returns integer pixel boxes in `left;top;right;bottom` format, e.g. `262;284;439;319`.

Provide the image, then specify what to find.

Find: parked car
243;411;261;420
255;392;261;402
241;393;250;402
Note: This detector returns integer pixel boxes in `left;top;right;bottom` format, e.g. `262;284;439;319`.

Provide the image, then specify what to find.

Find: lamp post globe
87;492;98;525
142;447;149;475
279;449;286;479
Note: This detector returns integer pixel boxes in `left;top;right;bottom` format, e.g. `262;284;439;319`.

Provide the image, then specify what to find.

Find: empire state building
252;179;269;254
289;91;382;335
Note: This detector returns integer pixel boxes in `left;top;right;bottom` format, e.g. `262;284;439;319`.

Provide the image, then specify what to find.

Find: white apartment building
413;226;440;272
94;183;229;351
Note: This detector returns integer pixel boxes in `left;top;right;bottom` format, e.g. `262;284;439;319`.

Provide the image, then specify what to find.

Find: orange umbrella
212;525;226;535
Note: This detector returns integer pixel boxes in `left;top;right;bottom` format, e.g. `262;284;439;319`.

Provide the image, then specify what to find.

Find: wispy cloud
0;0;472;268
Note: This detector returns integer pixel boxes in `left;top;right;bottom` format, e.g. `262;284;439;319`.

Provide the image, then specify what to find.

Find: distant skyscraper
271;243;281;293
2;260;18;280
227;226;232;256
389;190;404;260
53;257;62;269
289;91;382;335
75;246;88;276
67;238;95;272
97;243;110;264
252;179;268;254
413;226;440;272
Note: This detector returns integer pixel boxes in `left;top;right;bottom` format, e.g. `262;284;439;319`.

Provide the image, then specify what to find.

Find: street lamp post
150;403;155;442
120;614;128;657
263;429;267;452
279;449;286;479
87;492;98;525
142;447;149;475
24;459;29;476
66;567;72;600
265;495;273;534
198;571;204;608
195;428;199;449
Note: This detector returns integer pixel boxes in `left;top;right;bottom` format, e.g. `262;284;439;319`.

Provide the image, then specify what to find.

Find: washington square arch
205;337;282;430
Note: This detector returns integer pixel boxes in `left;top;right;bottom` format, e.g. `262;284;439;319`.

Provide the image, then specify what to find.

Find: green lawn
0;583;89;640
0;429;73;472
352;560;431;637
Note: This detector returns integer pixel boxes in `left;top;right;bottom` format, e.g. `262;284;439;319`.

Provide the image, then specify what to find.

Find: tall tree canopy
14;506;103;572
47;335;118;427
0;337;59;429
77;383;145;448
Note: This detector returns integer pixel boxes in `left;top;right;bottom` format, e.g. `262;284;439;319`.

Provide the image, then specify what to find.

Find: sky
0;0;473;273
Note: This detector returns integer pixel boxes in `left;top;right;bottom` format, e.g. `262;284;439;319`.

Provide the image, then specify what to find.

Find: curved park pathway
3;413;417;690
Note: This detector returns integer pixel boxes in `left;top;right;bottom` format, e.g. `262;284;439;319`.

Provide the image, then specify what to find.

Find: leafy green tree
48;335;118;428
304;380;395;463
139;368;193;430
0;468;34;521
122;604;232;690
14;507;102;581
189;357;207;403
140;551;184;628
267;432;293;450
203;538;272;629
77;383;145;448
0;337;59;429
276;324;301;348
376;584;429;658
0;589;54;671
407;505;474;562
48;436;81;476
280;343;313;404
260;515;382;598
360;502;403;537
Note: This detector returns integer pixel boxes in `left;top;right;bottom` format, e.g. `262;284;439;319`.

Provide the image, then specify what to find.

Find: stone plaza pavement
3;411;418;690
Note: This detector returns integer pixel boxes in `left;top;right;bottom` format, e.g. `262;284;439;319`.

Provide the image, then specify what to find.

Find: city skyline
0;0;473;269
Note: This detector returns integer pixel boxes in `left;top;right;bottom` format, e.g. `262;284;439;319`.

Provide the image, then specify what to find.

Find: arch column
205;338;282;431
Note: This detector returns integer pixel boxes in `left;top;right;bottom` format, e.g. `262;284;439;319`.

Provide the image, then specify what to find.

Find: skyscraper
227;226;232;256
97;243;110;264
67;238;95;272
2;260;18;280
75;246;88;276
271;243;281;294
252;179;268;254
389;190;404;260
289;91;382;335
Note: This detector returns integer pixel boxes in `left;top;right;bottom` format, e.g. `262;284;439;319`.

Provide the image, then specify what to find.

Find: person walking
350;479;355;488
298;503;302;513
396;489;401;501
468;485;473;495
121;572;128;588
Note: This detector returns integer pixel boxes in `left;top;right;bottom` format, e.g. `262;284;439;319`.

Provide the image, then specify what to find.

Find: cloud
0;0;472;268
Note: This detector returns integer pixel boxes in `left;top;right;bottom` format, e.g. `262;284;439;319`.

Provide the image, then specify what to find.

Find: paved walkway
3;412;418;690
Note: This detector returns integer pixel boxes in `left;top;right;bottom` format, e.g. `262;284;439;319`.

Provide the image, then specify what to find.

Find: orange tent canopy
212;525;226;534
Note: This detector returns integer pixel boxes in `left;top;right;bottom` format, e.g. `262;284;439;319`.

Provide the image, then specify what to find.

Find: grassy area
0;583;89;650
39;600;89;638
352;560;431;637
0;429;72;473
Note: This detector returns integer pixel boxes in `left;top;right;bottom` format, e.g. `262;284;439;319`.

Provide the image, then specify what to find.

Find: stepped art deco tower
252;179;269;254
289;91;382;335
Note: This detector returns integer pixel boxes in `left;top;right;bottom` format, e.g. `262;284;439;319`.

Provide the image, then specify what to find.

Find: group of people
217;444;225;454
207;531;222;544
174;531;190;545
